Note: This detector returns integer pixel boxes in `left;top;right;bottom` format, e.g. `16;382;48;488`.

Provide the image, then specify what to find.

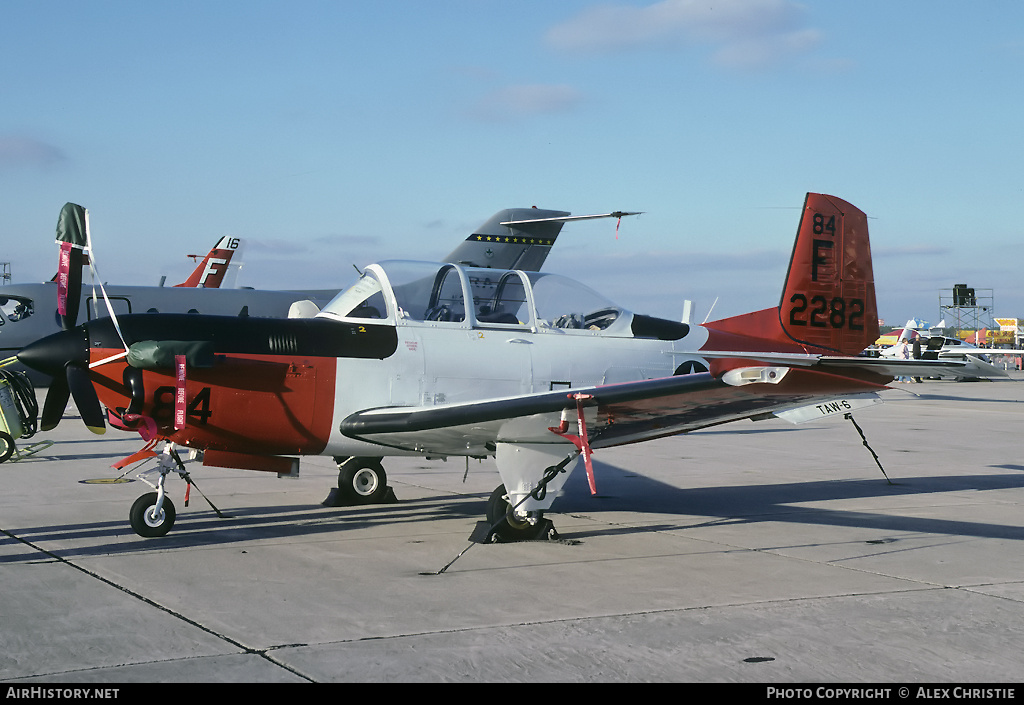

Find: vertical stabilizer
704;193;878;357
778;194;878;355
444;208;570;270
174;236;244;288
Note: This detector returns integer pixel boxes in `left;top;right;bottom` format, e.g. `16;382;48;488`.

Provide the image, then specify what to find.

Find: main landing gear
485;484;558;542
482;446;581;543
480;397;596;543
323;456;397;507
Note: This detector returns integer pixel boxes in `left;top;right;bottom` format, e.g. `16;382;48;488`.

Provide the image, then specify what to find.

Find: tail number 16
789;294;864;330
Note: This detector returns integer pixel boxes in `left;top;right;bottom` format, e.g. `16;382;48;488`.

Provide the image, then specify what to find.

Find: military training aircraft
16;193;974;541
1;203;630;369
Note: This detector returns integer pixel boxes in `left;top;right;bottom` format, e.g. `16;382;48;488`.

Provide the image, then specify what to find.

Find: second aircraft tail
174;236;244;288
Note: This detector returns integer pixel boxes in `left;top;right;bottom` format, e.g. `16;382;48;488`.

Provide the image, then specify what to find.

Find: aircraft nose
17;328;89;376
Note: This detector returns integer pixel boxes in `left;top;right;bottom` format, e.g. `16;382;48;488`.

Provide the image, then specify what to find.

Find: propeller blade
40;373;71;431
66;364;106;434
55;203;89;331
59;246;84;330
20;328;99;433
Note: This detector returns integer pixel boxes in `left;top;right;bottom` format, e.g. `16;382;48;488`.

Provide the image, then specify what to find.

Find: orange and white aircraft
16;193;970;541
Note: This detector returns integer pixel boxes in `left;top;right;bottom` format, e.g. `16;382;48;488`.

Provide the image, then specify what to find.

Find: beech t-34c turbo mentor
15;193;969;541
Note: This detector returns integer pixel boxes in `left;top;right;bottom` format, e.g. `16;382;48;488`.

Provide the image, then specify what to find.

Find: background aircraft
876;318;1022;379
16;193;976;542
1;204;635;378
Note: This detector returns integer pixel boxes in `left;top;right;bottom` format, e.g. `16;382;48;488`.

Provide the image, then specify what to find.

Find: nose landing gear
126;443;227;538
129;491;176;538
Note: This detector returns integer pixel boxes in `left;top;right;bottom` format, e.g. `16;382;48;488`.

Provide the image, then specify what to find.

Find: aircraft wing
340;366;890;457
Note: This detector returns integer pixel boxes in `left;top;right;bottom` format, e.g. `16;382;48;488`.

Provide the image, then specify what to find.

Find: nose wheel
129;492;176;537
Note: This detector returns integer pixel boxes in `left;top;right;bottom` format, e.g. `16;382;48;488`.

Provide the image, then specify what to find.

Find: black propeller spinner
19;324;107;434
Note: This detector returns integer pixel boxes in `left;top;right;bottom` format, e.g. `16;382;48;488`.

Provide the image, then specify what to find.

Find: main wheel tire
0;432;14;463
337;458;388;504
129;492;176;538
486;484;545;542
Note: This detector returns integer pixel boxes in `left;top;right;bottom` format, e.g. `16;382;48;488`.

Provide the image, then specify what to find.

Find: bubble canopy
317;261;631;334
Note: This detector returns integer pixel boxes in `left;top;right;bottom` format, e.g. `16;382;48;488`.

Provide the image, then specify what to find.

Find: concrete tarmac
2;373;1023;683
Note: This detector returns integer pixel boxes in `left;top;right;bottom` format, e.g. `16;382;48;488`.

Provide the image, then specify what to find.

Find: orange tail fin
705;193;878;356
174;236;243;288
779;193;878;355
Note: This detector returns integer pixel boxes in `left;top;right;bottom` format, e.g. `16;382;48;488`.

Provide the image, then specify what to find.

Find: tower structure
939;284;996;337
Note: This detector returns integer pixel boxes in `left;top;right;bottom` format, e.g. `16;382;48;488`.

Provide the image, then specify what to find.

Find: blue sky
3;0;1023;327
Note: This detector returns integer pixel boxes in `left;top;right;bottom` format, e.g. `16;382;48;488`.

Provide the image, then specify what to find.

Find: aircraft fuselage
72;305;709;462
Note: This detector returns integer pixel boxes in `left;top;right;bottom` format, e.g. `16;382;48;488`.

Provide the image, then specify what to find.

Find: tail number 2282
788;294;864;330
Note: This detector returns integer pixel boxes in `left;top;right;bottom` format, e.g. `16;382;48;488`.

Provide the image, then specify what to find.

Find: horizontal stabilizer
816;355;1008;380
499;211;641;225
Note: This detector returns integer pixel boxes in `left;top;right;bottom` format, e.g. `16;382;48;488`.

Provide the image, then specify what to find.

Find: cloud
711;27;822;69
545;0;821;69
467;84;585;122
0;135;67;168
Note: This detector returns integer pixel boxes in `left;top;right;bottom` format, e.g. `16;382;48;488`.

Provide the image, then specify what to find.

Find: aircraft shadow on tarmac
901;390;1024;405
0;493;488;563
4;455;1024;564
553;458;1024;543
